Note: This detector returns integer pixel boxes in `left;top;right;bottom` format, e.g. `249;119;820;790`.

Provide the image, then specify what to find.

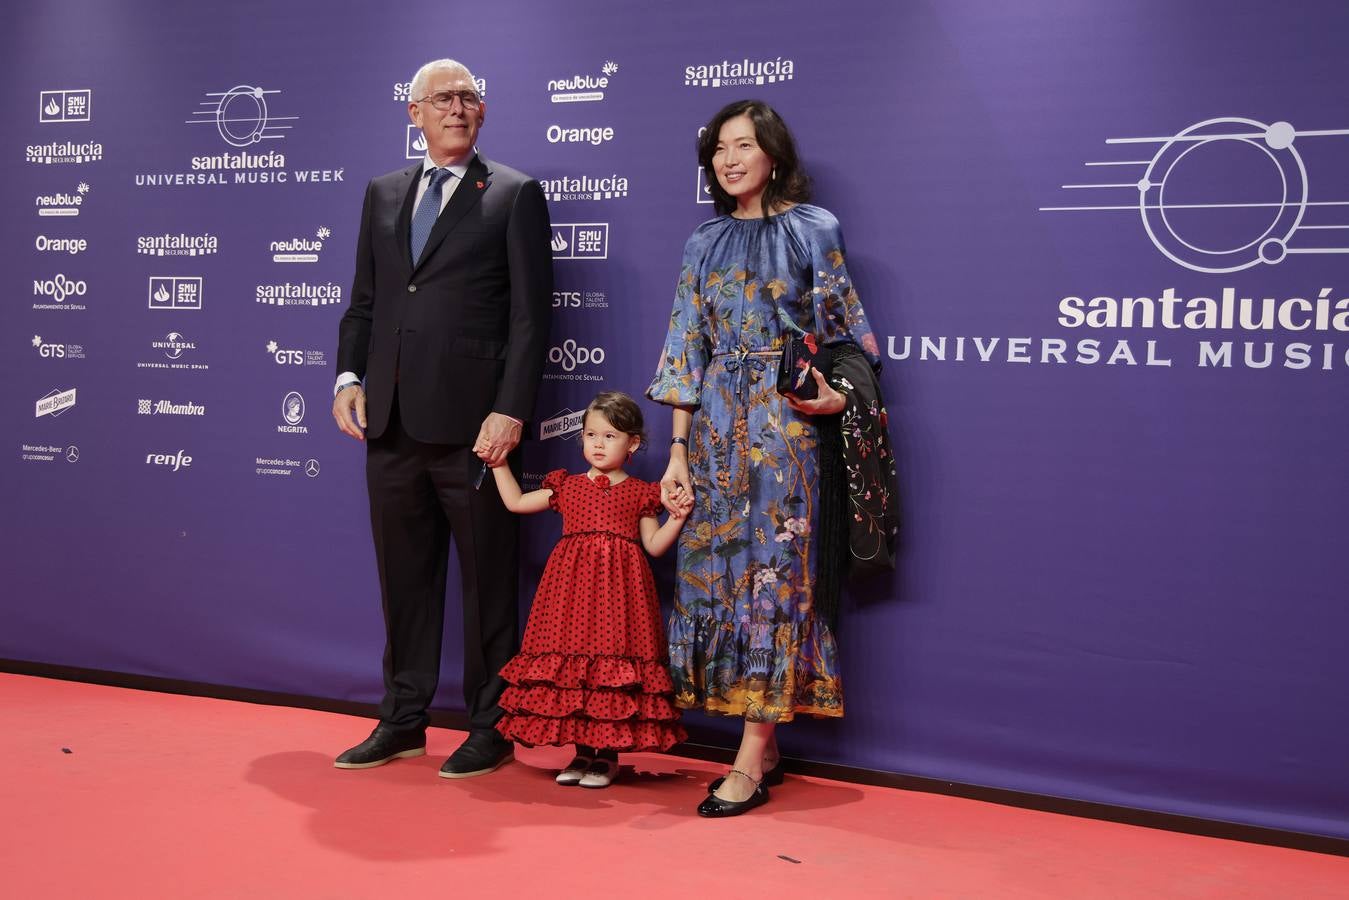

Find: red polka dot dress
495;470;687;752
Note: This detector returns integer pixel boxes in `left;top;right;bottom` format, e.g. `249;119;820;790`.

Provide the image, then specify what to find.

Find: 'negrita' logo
1040;116;1349;273
278;391;308;433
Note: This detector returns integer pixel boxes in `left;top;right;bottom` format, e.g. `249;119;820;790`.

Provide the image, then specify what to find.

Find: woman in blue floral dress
648;100;879;817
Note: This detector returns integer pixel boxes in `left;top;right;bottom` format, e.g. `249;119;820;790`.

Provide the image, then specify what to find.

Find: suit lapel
394;165;421;270
412;155;492;272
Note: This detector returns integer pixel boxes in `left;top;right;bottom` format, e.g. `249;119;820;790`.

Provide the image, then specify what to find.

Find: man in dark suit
331;58;552;778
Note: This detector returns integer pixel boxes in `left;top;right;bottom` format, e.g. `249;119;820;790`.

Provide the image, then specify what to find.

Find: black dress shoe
709;758;785;793
438;731;514;779
697;770;770;818
334;724;426;769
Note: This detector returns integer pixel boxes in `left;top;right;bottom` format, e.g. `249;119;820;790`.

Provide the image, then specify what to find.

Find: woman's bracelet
670;437;689;447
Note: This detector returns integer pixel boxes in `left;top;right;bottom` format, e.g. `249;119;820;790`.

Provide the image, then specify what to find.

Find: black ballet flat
708;758;785;793
697;770;769;818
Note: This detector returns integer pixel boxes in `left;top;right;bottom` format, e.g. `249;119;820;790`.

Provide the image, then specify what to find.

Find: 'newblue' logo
187;85;296;147
1041;116;1349;273
548;62;618;103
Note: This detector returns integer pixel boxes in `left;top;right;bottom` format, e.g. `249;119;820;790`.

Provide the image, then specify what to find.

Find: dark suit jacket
337;154;552;444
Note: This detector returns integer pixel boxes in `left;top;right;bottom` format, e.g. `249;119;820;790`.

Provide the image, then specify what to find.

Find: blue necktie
409;167;453;265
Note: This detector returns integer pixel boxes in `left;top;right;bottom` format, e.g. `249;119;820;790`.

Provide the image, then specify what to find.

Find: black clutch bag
776;333;833;401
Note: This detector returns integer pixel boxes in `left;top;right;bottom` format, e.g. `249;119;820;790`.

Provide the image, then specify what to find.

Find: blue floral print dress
647;205;879;722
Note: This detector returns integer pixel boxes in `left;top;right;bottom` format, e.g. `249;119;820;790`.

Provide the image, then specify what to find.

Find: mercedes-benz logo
65;445;80;463
304;458;321;478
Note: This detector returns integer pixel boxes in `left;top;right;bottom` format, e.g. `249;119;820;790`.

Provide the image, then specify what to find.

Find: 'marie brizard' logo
1041;116;1349;273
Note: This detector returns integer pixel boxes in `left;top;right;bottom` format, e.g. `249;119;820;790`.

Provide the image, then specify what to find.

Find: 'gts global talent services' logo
266;340;327;367
32;335;85;360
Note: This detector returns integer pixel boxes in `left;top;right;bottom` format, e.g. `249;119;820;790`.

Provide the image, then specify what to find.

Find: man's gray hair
409;59;478;100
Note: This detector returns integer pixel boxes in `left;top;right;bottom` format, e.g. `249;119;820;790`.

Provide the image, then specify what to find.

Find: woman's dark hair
583;391;647;447
698;99;811;218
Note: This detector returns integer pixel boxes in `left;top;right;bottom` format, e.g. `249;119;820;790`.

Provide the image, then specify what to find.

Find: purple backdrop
4;0;1347;839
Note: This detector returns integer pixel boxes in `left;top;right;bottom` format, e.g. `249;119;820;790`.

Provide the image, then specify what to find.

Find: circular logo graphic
215;86;270;148
65;445;79;463
304;459;321;478
1139;118;1307;273
164;331;186;360
282;391;305;426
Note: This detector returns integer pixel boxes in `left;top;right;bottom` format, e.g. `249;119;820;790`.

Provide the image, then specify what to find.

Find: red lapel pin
476;180;486;189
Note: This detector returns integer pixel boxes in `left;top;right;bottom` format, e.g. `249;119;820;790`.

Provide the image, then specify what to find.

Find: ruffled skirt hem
496;651;686;751
496;714;686;753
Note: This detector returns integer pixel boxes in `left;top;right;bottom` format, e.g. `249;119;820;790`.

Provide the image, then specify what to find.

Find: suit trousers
365;393;520;736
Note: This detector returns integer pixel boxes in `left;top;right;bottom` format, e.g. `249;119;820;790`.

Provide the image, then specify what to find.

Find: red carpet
2;674;1344;898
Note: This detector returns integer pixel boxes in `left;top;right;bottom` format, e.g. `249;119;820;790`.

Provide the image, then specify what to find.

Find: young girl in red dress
490;391;692;788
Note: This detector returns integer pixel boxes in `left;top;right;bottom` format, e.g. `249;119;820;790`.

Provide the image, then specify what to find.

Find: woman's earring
771;167;777;181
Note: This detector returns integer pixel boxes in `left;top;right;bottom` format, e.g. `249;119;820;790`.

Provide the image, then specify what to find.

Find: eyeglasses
415;90;481;111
